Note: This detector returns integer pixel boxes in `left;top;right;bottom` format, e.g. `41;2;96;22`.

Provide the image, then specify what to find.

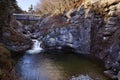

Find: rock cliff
0;0;32;52
0;17;32;52
0;0;32;79
35;0;120;79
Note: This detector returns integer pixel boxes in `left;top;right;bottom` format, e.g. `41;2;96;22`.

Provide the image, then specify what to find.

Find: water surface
15;52;110;80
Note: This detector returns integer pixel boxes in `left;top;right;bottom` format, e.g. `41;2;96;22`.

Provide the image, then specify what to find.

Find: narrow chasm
0;0;120;80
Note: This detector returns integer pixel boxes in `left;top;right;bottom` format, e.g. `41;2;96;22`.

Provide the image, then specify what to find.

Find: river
15;40;110;80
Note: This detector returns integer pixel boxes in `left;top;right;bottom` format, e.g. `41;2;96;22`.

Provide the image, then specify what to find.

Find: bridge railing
13;14;41;21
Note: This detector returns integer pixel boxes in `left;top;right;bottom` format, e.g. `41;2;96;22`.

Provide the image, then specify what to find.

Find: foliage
35;0;82;14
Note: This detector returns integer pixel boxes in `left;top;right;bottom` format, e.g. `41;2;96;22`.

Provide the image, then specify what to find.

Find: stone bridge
13;14;40;21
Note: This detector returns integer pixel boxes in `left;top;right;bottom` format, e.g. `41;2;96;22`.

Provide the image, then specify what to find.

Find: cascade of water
32;39;41;49
26;39;43;54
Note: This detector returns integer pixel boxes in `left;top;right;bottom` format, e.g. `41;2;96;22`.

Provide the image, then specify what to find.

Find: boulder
70;75;94;80
1;26;32;52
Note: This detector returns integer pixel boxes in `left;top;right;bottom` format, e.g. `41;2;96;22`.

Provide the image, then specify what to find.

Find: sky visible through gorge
16;0;39;11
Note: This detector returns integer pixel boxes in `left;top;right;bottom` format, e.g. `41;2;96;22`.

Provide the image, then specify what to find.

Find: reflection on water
15;53;110;80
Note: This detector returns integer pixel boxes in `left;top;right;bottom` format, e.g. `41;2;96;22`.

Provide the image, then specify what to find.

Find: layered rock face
0;18;32;52
89;0;120;68
42;19;90;53
38;0;120;78
0;0;32;52
0;0;32;79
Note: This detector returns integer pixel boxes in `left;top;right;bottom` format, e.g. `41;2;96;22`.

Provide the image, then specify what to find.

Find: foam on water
26;39;43;54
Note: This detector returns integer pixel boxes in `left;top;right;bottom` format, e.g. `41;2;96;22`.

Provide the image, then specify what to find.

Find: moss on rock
0;43;14;79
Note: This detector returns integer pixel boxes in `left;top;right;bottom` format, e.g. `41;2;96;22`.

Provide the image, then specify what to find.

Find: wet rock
70;75;93;80
117;71;120;80
41;6;92;54
107;20;116;25
104;70;117;79
42;26;90;54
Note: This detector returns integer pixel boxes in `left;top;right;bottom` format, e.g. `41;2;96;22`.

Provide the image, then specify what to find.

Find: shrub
35;0;83;15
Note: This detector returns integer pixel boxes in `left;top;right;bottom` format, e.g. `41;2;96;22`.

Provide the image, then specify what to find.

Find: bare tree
35;0;82;14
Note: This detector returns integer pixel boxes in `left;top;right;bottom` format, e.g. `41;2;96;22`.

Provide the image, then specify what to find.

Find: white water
26;39;43;54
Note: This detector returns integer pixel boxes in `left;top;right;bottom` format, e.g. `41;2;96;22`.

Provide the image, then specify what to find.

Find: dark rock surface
0;0;30;79
0;43;14;80
1;28;32;52
42;26;90;54
33;0;120;79
70;75;94;80
0;18;32;52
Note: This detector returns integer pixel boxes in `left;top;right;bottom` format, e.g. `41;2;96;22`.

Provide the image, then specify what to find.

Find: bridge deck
13;14;41;21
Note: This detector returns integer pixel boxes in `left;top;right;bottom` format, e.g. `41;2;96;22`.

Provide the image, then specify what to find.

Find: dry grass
35;0;84;14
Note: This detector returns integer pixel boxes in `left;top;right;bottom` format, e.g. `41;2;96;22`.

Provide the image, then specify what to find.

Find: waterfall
26;39;43;54
32;39;41;50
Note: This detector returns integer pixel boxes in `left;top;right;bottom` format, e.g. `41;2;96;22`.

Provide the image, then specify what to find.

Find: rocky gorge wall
0;16;32;52
0;13;32;80
2;0;119;79
89;0;120;69
34;0;120;79
0;0;32;79
0;0;32;52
